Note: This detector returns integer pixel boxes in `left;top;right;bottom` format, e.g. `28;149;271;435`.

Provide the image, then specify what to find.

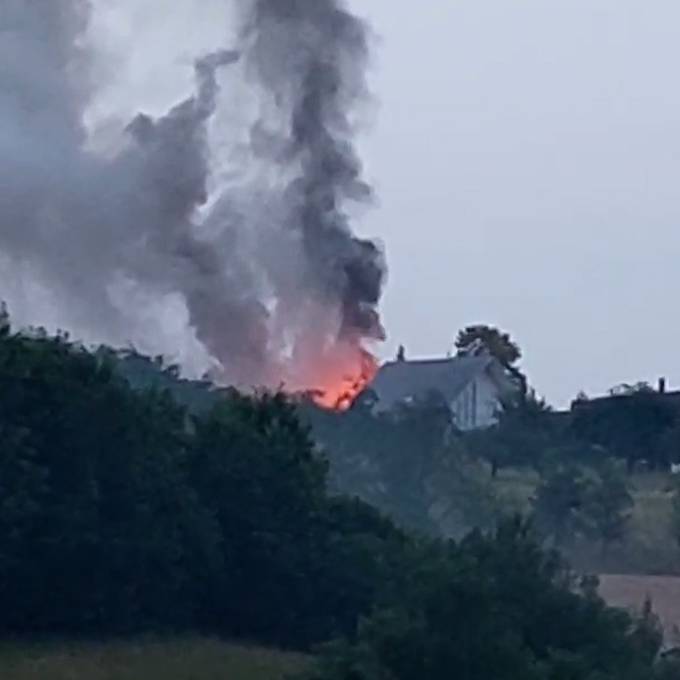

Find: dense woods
1;319;679;678
0;323;405;646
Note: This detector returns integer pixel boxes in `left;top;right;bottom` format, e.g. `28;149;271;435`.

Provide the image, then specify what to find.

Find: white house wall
451;370;501;431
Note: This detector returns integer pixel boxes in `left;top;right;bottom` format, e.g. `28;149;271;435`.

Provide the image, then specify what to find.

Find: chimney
659;377;667;394
396;345;406;362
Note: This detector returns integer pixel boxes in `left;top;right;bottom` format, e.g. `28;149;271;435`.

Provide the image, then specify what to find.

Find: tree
455;324;522;367
0;328;413;646
0;323;676;679
581;460;634;551
662;422;680;468
189;392;332;643
671;484;680;550
0;301;9;337
656;650;680;680
466;392;557;476
0;330;221;634
532;464;591;547
300;392;450;534
455;324;527;395
301;393;501;537
571;387;677;472
0;424;48;625
300;520;666;680
532;460;633;552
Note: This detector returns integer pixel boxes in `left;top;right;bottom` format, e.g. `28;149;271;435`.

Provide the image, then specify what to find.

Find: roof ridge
383;355;490;368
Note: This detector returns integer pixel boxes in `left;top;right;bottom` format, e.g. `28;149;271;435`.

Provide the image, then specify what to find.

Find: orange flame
308;347;378;411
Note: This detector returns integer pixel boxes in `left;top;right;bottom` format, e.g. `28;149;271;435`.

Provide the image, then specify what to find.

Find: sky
27;1;680;407
353;1;680;407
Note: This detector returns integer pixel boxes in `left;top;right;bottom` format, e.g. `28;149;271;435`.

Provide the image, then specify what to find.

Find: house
367;343;518;431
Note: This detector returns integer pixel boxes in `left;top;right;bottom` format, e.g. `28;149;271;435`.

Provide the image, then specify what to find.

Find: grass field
492;468;680;574
599;574;680;647
0;638;309;680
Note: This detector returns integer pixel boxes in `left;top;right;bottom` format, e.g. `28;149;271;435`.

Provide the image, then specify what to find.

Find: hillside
0;638;308;680
2;327;680;679
491;468;680;575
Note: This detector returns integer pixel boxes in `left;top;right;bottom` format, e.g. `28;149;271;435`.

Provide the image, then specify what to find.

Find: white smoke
0;0;385;391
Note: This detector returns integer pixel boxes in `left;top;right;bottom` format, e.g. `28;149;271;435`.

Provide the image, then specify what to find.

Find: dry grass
0;638;309;680
492;468;680;574
492;466;539;513
599;574;680;646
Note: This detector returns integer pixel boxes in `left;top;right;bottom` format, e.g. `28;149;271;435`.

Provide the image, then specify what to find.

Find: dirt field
599;574;680;646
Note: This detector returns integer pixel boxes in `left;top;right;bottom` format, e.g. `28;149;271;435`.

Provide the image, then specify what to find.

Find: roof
368;355;505;411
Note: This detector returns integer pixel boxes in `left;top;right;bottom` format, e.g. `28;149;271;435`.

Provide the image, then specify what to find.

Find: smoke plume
0;0;385;393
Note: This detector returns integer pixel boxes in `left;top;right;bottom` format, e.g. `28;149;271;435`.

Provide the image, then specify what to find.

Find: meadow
0;638;308;680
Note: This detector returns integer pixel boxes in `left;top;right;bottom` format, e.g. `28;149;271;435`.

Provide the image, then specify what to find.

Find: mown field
599;574;680;647
0;638;309;680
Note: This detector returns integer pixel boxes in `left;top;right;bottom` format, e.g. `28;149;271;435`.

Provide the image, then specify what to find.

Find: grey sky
359;0;680;406
350;0;680;403
13;0;680;407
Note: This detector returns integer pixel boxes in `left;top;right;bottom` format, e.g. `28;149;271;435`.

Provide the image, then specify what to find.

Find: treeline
468;390;680;560
0;324;404;646
1;321;679;678
476;385;680;476
302;388;680;571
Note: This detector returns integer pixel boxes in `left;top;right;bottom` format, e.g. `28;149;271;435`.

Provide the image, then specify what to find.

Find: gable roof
368;355;505;411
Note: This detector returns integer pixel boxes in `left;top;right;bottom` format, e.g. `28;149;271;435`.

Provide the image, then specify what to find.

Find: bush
300;521;666;680
0;330;407;646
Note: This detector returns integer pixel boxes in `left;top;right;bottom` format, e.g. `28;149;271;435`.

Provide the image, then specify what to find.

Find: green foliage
455;324;527;396
532;461;633;549
188;393;408;646
663;422;680;466
300;521;666;680
581;460;634;548
463;376;678;478
101;348;222;415
571;388;677;472
655;650;680;680
455;324;521;367
466;393;557;475
532;464;591;548
300;395;501;536
0;330;215;633
0;328;406;646
0;321;674;680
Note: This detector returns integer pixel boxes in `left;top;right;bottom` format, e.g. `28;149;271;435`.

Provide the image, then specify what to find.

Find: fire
308;347;378;411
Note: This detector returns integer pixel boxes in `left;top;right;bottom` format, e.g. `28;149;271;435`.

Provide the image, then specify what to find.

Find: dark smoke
0;0;385;390
241;0;386;343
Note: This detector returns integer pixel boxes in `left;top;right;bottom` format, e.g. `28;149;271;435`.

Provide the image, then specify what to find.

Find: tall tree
455;324;526;395
455;324;521;367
